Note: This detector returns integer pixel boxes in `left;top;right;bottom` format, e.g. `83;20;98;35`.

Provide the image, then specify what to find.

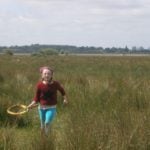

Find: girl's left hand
63;99;68;105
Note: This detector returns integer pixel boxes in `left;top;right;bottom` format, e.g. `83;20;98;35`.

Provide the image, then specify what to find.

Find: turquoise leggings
38;107;56;127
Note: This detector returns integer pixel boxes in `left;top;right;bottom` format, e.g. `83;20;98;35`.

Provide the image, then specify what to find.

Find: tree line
0;44;150;55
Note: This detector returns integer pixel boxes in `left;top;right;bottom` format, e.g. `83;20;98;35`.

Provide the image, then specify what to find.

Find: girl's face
41;69;53;82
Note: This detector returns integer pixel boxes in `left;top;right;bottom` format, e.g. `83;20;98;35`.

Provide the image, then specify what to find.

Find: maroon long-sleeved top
33;80;66;106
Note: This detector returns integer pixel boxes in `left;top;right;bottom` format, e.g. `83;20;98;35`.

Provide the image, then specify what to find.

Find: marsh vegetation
0;55;150;150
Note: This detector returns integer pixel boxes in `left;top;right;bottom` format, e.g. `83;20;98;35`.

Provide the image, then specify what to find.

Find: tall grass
0;55;150;150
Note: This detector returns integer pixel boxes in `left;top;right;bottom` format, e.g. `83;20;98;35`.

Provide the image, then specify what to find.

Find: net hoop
7;104;28;115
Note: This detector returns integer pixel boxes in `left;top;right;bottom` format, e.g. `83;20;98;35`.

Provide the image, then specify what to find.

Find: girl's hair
39;66;54;74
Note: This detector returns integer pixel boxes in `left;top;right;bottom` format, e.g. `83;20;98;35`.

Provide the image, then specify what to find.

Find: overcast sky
0;0;150;48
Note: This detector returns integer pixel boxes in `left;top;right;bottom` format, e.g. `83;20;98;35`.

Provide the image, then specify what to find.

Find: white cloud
0;0;150;47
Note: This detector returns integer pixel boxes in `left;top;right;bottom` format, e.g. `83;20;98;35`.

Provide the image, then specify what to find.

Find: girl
28;66;68;136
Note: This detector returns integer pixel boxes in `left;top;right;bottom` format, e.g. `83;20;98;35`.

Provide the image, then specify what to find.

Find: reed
0;55;150;149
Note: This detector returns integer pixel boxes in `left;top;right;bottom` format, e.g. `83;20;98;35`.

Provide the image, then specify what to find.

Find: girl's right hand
27;101;37;109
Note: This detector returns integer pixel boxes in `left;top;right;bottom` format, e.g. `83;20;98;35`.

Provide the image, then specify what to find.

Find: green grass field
0;55;150;150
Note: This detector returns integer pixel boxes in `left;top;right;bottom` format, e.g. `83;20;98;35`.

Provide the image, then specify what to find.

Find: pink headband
39;66;53;74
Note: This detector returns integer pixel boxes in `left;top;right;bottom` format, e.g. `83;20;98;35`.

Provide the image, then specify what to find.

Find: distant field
0;55;150;150
68;53;150;57
1;52;150;57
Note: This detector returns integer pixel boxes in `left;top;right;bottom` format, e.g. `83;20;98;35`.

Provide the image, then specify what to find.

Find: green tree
39;48;58;55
